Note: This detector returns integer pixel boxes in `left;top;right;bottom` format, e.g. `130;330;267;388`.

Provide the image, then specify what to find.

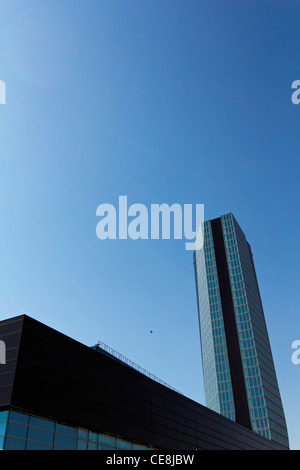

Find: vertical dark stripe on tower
210;218;252;430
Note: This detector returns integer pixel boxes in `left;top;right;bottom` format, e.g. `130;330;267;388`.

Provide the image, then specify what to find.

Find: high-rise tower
194;212;289;448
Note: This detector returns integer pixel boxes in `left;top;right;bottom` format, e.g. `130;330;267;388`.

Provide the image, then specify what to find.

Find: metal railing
94;340;181;394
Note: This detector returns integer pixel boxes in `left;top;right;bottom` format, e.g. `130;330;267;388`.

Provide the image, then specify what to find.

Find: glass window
99;433;116;446
54;433;77;449
29;416;55;431
5;437;26;450
26;440;53;450
77;439;88;450
55;423;77;437
88;441;97;450
6;422;28;439
0;410;155;451
0;421;7;436
9;411;29;425
78;428;88;440
88;431;98;442
0;435;5;450
27;427;54;445
0;410;9;422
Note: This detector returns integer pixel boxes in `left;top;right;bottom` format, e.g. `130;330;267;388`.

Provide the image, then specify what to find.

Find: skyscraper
193;212;289;448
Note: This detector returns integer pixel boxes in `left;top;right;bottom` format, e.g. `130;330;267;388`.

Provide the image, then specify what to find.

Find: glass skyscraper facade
194;212;289;448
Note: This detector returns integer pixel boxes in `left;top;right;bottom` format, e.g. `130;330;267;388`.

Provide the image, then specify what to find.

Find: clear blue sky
0;0;299;449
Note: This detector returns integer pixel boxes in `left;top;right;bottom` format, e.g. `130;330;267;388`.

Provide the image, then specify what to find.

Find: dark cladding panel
0;316;24;407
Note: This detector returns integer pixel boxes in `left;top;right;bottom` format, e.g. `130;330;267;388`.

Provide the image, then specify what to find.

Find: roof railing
94;340;181;394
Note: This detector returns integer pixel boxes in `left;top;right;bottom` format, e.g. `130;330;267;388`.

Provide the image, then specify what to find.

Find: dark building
193;212;289;448
0;314;288;450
